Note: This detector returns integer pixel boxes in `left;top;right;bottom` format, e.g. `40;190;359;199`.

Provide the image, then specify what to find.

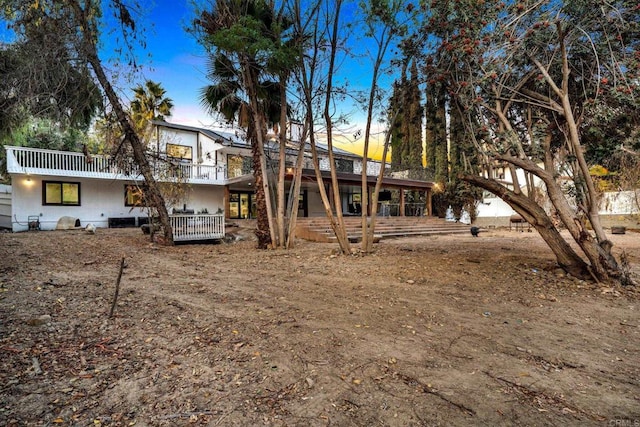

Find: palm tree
130;80;174;139
200;50;281;249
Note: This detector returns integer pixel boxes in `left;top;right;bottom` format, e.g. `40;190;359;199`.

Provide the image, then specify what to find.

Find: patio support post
224;186;230;220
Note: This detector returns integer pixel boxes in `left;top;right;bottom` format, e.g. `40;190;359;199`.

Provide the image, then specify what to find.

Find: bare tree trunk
360;28;393;251
293;0;350;253
285;125;309;249
365;114;396;251
275;81;287;248
555;31;608;245
498;153;620;281
320;0;350;254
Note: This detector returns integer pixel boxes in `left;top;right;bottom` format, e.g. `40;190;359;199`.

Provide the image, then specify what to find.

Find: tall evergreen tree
406;61;423;171
389;59;423;174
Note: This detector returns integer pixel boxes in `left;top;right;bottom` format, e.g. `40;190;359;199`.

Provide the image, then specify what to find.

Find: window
124;184;148;207
335;158;354;173
166;143;193;160
227;154;253;178
43;181;81;206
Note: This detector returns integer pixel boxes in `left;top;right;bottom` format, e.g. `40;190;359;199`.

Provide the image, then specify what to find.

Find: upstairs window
43;181;81;206
227;154;253;178
335;158;354;173
166;143;193;161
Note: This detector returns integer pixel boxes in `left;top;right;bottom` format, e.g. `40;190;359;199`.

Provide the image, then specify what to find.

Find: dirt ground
1;225;639;427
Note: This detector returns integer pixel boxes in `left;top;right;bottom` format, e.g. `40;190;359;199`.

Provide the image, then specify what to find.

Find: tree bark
461;173;592;279
365;112;396;251
241;60;275;248
276;79;287;248
497;152;619;281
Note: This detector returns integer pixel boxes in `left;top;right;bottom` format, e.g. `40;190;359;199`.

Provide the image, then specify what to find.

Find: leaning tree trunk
498;153;621;282
461;173;592;279
364;110;398;253
71;1;173;244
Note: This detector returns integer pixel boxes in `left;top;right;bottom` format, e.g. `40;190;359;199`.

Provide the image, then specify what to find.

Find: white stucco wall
476;196;517;218
157;128;224;167
10;175;225;232
475;190;640;228
599;190;639;215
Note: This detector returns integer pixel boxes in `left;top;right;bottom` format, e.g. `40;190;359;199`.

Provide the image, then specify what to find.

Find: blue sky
0;0;395;157
123;1;377;124
0;0;398;159
115;0;212;127
111;0;399;159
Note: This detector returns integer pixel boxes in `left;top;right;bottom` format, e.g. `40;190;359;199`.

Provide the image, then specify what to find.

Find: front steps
295;216;471;243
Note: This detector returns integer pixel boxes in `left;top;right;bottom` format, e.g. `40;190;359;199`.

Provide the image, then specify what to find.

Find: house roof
152;120;363;160
297;169;433;190
152;120;247;149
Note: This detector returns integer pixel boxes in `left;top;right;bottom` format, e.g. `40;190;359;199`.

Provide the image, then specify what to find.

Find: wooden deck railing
170;214;225;241
4;146;226;183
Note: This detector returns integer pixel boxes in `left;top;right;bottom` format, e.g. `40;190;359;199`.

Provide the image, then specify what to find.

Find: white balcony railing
4;146;227;183
170;214;225;241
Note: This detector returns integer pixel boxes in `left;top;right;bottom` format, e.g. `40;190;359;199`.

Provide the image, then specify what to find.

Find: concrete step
295;216;471;242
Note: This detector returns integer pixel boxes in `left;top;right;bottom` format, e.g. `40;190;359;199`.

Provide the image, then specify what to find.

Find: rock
26;314;52;326
56;216;80;230
141;224;160;235
553;268;566;278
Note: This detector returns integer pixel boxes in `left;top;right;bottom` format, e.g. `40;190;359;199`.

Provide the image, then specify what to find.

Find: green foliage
418;0;640;184
0;40;101;140
445;179;481;222
130;80;174;142
0;0;102;142
389;59;423;171
195;0;300;128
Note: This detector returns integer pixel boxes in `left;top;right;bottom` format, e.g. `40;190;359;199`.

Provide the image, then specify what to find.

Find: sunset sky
109;0;395;161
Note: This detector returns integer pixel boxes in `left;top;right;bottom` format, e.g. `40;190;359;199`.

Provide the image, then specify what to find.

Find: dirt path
1;227;639;426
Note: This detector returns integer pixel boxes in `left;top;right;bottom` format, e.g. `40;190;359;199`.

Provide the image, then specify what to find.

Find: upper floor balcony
4;146;227;185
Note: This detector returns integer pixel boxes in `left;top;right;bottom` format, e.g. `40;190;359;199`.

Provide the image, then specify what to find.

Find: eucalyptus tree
1;0;175;244
0;21;101;140
358;0;415;252
419;0;639;283
289;0;352;254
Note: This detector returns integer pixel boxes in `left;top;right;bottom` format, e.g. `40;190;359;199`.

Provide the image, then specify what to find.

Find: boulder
56;216;80;230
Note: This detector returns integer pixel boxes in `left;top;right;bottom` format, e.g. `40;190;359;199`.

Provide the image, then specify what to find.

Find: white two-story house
3;121;435;237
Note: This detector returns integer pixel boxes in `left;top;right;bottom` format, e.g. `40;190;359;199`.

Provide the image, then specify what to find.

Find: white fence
170;214;225;241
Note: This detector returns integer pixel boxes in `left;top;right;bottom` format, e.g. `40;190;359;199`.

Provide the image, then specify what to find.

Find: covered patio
294;169;434;218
